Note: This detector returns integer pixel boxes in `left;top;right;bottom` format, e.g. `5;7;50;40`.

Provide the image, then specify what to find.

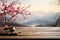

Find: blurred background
0;0;60;27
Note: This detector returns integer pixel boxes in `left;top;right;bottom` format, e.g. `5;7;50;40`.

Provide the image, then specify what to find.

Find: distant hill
23;19;48;26
35;23;56;27
0;22;28;27
0;12;60;27
22;12;60;27
7;22;28;27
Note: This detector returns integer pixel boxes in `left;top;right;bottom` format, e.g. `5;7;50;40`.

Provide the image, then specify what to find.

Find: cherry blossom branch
0;0;31;27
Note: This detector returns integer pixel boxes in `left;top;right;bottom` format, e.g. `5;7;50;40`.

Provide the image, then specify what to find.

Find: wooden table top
0;27;60;39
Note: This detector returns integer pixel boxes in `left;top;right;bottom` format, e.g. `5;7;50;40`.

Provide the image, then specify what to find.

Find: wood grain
0;27;60;39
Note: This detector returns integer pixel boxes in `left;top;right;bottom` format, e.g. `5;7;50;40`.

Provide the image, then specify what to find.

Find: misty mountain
0;12;60;27
23;19;56;26
0;22;28;27
23;12;60;26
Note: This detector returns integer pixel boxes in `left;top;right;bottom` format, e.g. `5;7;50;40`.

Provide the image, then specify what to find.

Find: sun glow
28;0;60;12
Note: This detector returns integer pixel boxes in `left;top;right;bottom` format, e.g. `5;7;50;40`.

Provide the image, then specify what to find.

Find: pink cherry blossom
0;0;31;28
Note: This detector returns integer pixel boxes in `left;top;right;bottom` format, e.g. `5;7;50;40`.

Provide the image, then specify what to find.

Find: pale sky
0;0;60;12
30;0;60;12
18;0;60;12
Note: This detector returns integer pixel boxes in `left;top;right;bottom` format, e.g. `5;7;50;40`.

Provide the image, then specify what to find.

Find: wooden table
0;27;60;39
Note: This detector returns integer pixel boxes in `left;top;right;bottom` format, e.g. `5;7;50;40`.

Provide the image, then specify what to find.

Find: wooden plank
0;36;60;39
0;27;60;39
20;32;60;36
